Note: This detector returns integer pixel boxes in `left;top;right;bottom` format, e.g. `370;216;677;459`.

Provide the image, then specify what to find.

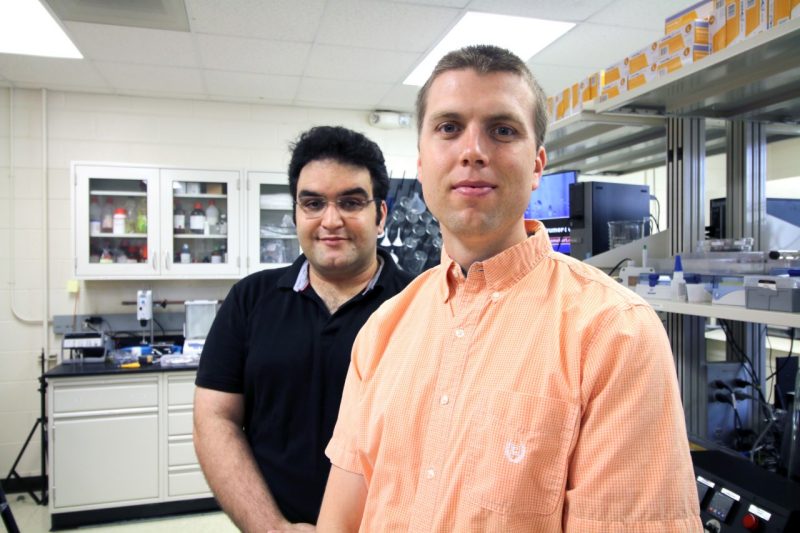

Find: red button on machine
741;512;759;531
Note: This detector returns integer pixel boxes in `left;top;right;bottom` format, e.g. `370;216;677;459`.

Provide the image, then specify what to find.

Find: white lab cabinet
165;373;210;497
73;163;242;279
48;370;211;522
247;171;301;273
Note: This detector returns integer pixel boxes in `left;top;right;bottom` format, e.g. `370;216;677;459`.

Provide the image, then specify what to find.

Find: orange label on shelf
665;0;714;34
768;0;791;26
745;0;767;37
710;0;728;52
726;0;745;46
658;20;710;57
657;45;711;76
555;88;571;121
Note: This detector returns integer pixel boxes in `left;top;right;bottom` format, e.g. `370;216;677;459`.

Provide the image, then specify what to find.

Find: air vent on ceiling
43;0;190;32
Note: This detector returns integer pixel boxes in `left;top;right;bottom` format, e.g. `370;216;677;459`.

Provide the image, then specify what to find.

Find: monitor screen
525;170;578;255
524;170;577;221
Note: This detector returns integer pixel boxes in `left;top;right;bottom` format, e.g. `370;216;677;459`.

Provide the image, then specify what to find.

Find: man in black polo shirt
193;126;413;531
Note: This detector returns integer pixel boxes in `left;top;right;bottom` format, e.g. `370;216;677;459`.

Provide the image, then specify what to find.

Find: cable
554;232;565;253
649;213;660;233
765;327;795;409
152;316;166;336
607;257;632;277
649;195;661;231
717;319;772;420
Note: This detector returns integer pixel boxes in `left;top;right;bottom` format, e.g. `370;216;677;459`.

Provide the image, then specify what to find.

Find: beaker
608;220;645;249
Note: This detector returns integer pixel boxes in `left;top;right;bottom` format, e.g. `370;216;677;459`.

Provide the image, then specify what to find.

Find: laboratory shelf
545;106;665;174
596;17;800;122
173;234;227;240
643;297;800;328
90;232;147;239
173;193;227;199
90;190;147;197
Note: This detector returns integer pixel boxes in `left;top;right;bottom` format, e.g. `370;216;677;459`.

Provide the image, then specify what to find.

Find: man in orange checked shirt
317;45;702;532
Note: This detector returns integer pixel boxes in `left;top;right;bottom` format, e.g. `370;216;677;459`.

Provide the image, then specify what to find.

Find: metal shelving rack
546;18;800;442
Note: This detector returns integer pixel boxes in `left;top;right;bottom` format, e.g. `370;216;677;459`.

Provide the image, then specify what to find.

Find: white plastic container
112;208;127;235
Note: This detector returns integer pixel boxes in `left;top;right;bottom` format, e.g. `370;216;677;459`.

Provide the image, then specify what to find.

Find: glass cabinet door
247;171;300;273
75;165;160;278
159;168;242;278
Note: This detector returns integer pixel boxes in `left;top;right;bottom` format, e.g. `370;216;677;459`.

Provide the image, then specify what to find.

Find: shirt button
455;328;465;338
491;291;501;301
426;468;435;479
440;394;449;405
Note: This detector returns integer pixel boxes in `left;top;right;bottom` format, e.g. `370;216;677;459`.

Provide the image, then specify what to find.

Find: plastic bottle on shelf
135;199;147;233
112;208;127;235
206;200;219;229
180;243;191;264
218;213;228;235
173;203;186;234
189;202;206;234
670;254;687;302
124;199;136;233
89;197;102;234
101;198;114;233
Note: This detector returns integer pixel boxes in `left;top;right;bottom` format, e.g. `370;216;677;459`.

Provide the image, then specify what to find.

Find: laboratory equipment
182;300;219;359
569;181;651;260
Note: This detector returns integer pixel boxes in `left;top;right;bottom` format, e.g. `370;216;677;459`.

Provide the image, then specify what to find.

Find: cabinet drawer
168;410;193;436
167;376;196;406
53;380;158;414
168;468;211;497
168;440;199;467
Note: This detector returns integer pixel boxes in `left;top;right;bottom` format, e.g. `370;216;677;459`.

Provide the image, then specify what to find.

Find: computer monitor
525;170;578;254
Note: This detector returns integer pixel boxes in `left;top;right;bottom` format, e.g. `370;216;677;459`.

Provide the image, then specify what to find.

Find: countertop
45;360;199;378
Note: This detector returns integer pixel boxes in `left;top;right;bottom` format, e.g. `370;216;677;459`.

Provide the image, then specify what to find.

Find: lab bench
45;362;217;530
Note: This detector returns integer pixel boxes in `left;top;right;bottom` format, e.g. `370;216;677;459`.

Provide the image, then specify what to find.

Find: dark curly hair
288;126;389;224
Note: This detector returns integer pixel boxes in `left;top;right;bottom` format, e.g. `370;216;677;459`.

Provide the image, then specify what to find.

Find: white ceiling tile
304;45;421;83
196;35;310;75
65;21;199;67
203;70;300;103
187;0;327;41
530;23;663;71
94;62;206;95
0;55;110;90
376;83;419;112
588;0;698;31
316;0;461;52
295;78;392;109
0;0;730;111
467;0;617;22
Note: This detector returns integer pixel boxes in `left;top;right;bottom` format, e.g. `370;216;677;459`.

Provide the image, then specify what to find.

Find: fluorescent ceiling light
404;12;574;86
0;0;82;59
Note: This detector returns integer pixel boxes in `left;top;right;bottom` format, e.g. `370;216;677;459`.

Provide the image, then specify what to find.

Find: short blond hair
415;44;548;149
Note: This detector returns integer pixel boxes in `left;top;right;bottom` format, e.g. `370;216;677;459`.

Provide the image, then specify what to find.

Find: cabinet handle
151;251;158;271
165;251;171;270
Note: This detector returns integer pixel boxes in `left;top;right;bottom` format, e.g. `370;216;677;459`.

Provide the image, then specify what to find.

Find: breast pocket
467;390;579;516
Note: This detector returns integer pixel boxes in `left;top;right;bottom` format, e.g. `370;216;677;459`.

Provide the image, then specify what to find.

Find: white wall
0;87;419;477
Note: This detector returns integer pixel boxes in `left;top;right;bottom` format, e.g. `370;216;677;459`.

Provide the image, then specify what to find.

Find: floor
4;493;237;532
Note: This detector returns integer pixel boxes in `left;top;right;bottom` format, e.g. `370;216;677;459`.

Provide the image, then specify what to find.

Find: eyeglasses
295;196;378;218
